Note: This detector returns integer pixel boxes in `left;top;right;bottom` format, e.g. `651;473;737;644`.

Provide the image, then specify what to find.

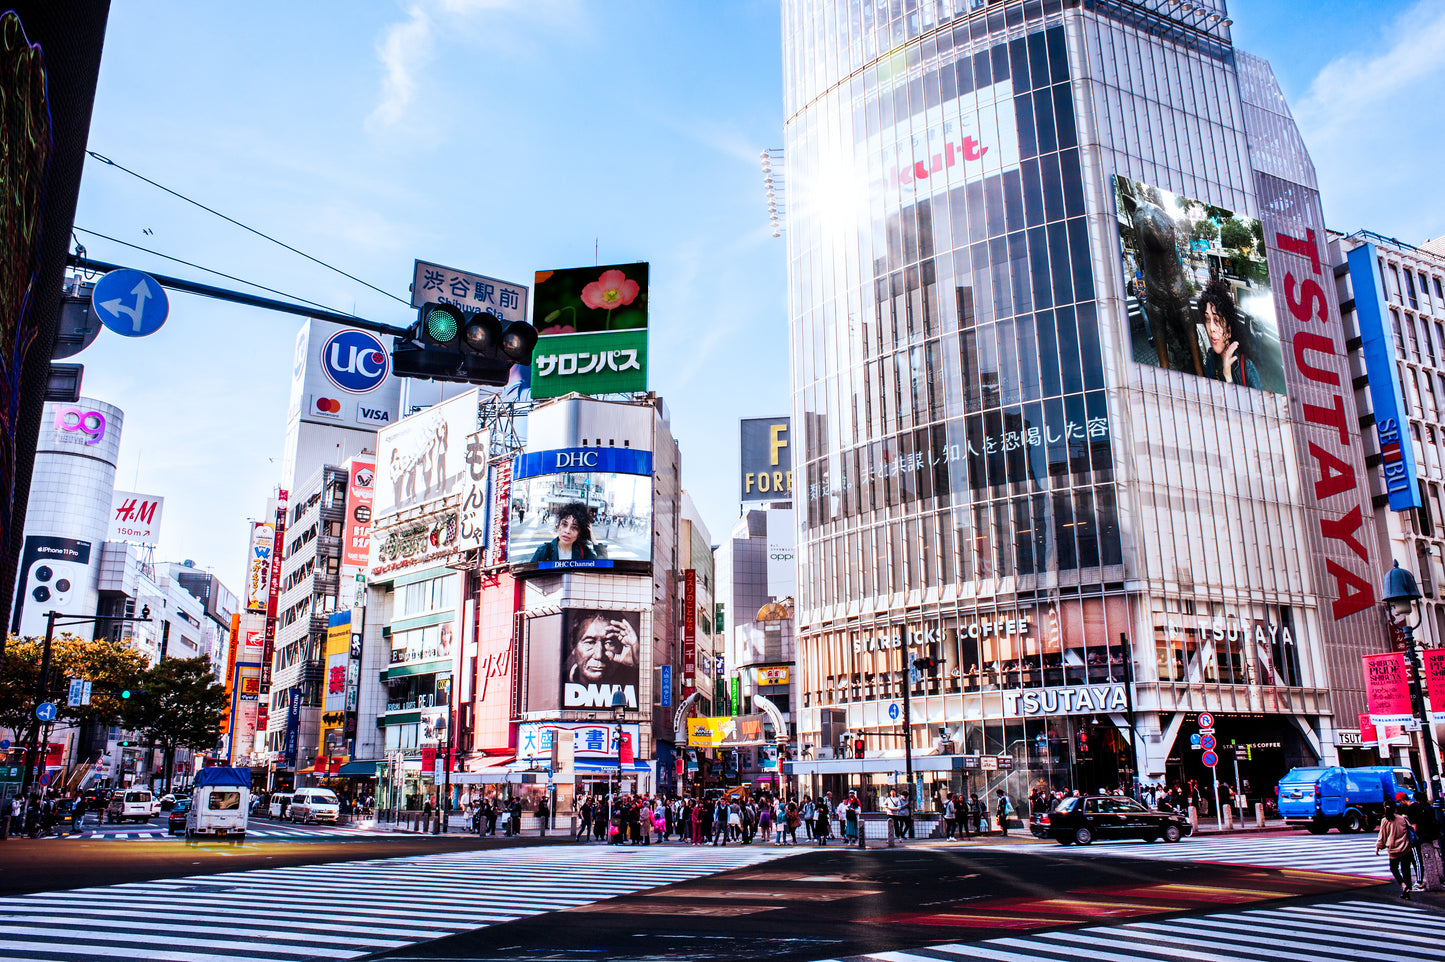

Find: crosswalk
821;899;1444;962
59;826;381;841
1005;833;1393;879
0;841;794;961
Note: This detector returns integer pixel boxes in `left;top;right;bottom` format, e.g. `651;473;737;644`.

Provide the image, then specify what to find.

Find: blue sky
69;0;1444;596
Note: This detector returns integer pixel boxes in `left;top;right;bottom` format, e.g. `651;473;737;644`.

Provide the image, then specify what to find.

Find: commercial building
780;0;1388;806
1331;229;1445;768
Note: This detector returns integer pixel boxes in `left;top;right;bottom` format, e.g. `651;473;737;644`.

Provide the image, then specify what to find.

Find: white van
267;792;294;819
106;789;156;823
187;767;250;841
288;788;340;824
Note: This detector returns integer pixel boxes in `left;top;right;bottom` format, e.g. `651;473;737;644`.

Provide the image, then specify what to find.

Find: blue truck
1276;765;1420;834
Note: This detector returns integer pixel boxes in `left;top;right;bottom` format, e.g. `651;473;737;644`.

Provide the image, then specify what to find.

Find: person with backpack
995;789;1013;836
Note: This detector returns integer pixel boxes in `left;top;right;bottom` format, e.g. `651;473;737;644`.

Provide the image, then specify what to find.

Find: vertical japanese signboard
245;522;273;612
683;569;697;691
342;457;375;567
488;458;511;567
458;431;490;553
259;493;287;693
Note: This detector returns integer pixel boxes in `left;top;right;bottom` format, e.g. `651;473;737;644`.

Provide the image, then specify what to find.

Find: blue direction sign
92;269;169;337
0;739;10;750
35;701;57;722
888;703;900;720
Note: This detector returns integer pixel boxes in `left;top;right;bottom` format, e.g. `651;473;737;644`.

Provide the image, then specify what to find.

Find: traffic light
1076;729;1090;755
912;656;939;672
392;301;538;385
120;689;131;700
854;736;865;759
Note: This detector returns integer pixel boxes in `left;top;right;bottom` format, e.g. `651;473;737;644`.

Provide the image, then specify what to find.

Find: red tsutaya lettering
1308;442;1357;500
1292;331;1339;385
1303;394;1350;446
1275;228;1322;274
1326;559;1376;619
1321;504;1369;562
1285;274;1328;323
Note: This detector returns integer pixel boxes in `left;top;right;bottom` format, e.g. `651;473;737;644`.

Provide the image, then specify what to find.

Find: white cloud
367;4;435;132
1292;0;1445;239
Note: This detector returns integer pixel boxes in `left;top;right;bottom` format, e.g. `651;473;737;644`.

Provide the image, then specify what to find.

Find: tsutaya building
782;0;1386;802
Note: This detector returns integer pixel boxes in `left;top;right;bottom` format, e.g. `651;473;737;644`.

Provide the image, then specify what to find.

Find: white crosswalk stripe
818;899;1443;962
0;843;795;961
60;826;383;841
1002;833;1392;879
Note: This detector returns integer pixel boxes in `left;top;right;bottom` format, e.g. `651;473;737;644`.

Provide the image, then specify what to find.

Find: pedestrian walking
994;789;1012;836
1402;791;1442;891
813;796;830;845
1377;802;1417;898
0;794;12;842
536;796;549;837
943;794;957;839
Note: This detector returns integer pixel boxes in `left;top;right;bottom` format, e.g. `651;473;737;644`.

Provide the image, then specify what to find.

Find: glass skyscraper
782;0;1386;803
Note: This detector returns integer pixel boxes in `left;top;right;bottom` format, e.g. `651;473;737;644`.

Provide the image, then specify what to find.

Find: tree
0;633;146;776
1190;218;1219;244
1220;217;1254;253
122;656;227;792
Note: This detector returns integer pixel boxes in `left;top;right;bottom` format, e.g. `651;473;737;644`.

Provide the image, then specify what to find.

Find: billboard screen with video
507;448;653;573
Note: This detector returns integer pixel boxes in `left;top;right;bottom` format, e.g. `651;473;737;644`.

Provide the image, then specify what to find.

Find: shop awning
573;761;652;774
337;760;379;777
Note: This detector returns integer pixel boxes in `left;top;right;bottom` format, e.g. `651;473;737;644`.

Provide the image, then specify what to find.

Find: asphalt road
363;844;1393;962
0;831;568;898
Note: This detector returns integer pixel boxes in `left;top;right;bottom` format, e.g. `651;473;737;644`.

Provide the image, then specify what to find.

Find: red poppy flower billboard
531;262;648;399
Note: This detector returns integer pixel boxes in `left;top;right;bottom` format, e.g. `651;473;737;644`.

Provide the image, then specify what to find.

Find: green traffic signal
121;690;131;699
425;306;460;343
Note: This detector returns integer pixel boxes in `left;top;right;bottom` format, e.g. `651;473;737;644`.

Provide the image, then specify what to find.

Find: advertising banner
517;722;641;762
1113;176;1285;394
487;458;511;567
259;494;287;692
883;76;1021;200
531;262;649;399
373;389;478;518
245;521;273;612
509;470;653;571
686;714;766;748
342;456;375;567
1424;647;1445;723
10;536;92;637
288;318;400;432
458;431;491;553
756;667;789;685
108;491;163;545
683;569;696;685
1364;652;1415;726
730;676;741;716
562;609;641;709
283;688;302;766
324;612;351;713
740;417;792;502
766;509;796;597
370;510;460;577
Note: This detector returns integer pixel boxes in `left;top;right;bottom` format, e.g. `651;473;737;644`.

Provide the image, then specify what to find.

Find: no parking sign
1199;713;1217;768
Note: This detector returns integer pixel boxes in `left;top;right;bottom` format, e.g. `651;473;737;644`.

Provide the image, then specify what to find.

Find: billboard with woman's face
1113;176;1286;395
563;609;642;709
507;447;654;573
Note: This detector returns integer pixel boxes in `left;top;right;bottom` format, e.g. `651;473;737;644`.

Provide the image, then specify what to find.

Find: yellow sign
687;715;766;747
756;667;789;685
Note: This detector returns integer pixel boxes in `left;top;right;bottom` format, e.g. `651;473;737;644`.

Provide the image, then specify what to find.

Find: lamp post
609;689;626;839
1381;560;1444;832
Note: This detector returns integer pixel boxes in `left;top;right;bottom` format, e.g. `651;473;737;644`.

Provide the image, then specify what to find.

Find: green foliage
1190;218;1219;243
122;656;227;755
1220;217;1254;253
0;633;146;735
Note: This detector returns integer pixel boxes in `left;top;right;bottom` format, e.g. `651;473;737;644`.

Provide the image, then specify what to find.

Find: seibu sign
1259;174;1378;623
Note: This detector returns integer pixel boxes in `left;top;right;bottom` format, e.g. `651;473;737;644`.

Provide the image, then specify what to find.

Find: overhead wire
85;150;411;307
73;226;346;314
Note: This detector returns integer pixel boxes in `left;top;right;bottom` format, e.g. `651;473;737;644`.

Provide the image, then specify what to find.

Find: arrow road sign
92;268;169;337
1197;712;1215;729
35;702;57;722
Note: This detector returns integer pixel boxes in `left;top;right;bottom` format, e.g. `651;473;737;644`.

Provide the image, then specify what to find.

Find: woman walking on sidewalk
1377;802;1416;898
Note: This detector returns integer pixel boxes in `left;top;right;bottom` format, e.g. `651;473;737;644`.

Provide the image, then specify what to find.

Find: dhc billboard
1348;243;1422;511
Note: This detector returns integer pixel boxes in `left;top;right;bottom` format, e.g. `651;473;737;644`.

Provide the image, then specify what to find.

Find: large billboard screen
373;388;477;518
531;262;648;399
562;608;641;710
1113;176;1285;394
740;417;792;503
507;447;653;572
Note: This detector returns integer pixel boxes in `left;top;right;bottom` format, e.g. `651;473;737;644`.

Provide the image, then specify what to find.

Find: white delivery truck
186;766;251;842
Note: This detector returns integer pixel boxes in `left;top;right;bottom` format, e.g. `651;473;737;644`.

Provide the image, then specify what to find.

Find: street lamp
1381;560;1444;832
609;689;627;840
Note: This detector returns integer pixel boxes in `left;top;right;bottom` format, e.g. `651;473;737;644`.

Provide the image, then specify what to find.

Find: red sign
420;747;437;772
343;456;375;567
619;732;634;766
1363;652;1413;725
1358;712;1403;746
1424;647;1445;722
682;569;696;691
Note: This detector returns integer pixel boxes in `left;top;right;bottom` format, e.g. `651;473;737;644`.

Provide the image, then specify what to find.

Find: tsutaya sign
1004;684;1126;717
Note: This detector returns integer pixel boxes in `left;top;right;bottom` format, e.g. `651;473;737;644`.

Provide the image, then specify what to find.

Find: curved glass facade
782;0;1381;804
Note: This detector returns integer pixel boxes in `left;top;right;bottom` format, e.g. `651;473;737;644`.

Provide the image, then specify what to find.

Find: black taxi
1034;794;1189;845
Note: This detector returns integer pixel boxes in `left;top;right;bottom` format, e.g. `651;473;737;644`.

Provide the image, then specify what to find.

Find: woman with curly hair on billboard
1198;277;1261;389
529;501;603;563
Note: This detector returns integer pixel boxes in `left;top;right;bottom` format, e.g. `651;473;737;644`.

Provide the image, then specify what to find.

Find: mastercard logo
315;397;342;413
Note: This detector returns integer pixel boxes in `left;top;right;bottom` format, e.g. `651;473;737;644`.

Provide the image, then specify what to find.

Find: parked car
106;789;157;824
167;798;192;835
1277;766;1419;834
289;788;340;824
1036;794;1189;845
160;793;190;811
267;793;294;819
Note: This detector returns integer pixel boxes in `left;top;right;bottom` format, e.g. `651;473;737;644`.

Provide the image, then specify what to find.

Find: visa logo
358;406;391;424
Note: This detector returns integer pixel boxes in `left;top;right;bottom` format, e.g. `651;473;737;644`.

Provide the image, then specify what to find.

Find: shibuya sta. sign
1003;684;1126;717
